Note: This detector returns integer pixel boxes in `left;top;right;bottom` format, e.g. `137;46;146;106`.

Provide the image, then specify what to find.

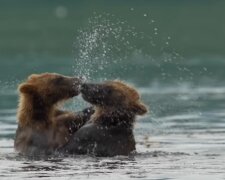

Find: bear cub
61;80;148;156
14;73;93;155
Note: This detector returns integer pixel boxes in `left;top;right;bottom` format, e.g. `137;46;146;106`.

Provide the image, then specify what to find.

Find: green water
1;0;225;56
0;1;225;179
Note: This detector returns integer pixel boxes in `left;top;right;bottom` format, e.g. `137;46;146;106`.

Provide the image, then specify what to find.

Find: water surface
0;1;225;179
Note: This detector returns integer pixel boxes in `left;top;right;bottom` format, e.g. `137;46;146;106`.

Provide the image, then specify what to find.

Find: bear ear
19;83;36;94
131;102;148;115
28;74;39;80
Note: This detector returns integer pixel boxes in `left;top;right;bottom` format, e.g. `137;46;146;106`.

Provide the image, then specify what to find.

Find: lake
0;1;225;179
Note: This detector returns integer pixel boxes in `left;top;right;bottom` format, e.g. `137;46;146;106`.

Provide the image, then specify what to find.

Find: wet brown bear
14;73;93;155
61;80;148;156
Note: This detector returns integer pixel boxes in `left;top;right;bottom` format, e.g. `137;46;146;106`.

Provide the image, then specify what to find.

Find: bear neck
17;93;56;128
92;106;135;128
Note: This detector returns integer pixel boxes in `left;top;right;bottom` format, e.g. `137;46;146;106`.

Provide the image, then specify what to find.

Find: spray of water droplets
72;13;147;81
71;12;200;124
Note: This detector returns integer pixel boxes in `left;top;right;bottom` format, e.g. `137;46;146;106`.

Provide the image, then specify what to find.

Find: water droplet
99;66;104;70
55;6;68;19
203;67;208;71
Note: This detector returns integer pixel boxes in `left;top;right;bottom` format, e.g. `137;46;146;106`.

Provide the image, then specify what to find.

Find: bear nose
72;77;82;85
81;83;88;92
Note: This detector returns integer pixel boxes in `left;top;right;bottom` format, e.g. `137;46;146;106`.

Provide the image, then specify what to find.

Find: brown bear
14;73;94;155
60;80;148;156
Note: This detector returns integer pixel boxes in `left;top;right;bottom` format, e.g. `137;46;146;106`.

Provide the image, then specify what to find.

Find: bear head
19;73;82;105
81;81;148;116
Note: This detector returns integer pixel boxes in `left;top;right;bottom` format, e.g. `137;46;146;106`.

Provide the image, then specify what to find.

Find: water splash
71;12;202;127
72;13;147;81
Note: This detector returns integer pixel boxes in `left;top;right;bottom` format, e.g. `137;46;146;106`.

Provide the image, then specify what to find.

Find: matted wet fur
61;80;148;156
14;73;94;155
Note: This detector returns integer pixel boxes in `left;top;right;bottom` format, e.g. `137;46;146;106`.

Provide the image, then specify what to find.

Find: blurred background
0;1;225;179
1;0;225;81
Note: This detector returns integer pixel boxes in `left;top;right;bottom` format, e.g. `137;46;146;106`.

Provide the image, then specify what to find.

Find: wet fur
14;73;93;155
61;81;148;156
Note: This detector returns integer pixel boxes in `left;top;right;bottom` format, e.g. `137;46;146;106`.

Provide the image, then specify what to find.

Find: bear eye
114;91;124;99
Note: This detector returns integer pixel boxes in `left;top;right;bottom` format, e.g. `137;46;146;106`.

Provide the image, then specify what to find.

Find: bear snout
72;77;82;85
70;77;83;96
80;83;102;104
81;83;113;106
80;83;89;92
81;83;101;95
80;83;93;99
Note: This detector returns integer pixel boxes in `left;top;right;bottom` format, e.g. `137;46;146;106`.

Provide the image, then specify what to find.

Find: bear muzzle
80;83;111;106
70;77;83;96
